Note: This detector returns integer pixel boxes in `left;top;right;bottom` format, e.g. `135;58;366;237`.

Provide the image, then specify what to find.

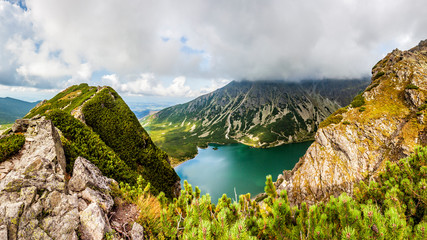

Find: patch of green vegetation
0;123;13;135
319;114;343;128
359;106;366;112
419;104;427;111
25;83;97;118
0;134;25;163
82;87;179;198
406;84;419;90
372;71;385;81
365;82;380;92
46;109;138;184
350;93;365;108
333;107;348;115
342;121;351;125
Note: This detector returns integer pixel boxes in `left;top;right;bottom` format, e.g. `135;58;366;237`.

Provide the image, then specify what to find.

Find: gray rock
68;156;114;193
42;208;80;240
131;222;144;240
0;225;7;240
81;187;114;212
12;119;30;133
404;88;425;108
78;198;89;212
80;203;112;240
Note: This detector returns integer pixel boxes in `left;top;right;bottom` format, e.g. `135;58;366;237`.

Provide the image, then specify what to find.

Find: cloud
101;73;229;98
1;0;427;98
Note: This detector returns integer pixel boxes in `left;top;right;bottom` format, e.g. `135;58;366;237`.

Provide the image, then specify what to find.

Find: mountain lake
174;141;312;202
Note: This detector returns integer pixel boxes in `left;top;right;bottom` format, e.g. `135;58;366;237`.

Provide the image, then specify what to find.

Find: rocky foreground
277;40;427;205
0;117;142;240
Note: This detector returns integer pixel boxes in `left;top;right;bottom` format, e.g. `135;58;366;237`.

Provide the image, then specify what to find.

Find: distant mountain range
0;97;39;124
142;79;369;161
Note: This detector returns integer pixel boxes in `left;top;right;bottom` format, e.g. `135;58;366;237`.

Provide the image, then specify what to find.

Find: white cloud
101;73;229;98
1;0;427;98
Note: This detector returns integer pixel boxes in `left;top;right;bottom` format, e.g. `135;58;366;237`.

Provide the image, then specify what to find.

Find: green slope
26;83;180;198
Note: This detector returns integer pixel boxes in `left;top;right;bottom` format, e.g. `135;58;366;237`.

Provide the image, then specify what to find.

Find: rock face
0;117;129;239
143;79;369;159
277;40;427;205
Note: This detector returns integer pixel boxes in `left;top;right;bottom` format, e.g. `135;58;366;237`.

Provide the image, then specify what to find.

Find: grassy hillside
26;83;179;198
0;97;39;124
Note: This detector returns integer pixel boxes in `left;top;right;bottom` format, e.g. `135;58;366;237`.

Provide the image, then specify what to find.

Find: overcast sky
1;0;427;103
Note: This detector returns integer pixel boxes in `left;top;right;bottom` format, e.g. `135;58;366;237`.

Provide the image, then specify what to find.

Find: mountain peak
25;83;180;198
277;39;427;205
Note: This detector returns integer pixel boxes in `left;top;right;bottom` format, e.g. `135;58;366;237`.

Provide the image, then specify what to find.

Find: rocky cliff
276;40;427;205
142;79;368;160
0;117;144;239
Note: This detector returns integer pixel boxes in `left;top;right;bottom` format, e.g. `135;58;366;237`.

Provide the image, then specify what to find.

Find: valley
142;79;369;163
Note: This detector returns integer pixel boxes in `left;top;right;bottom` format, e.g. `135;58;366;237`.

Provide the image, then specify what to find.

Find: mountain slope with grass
277;39;427;205
24;84;180;198
142;79;369;161
0;97;39;124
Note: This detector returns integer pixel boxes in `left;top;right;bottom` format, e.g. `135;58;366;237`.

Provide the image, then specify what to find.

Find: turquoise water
174;142;312;202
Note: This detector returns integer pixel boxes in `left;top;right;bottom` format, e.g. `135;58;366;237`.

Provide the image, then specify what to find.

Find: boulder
68;156;114;193
131;222;144;240
12;119;30;133
80;203;112;240
81;187;114;212
0;225;7;240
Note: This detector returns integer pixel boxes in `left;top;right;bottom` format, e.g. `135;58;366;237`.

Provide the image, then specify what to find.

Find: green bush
0;134;25;163
130;145;427;239
406;84;419;90
350;93;365;108
373;71;385;81
419;104;427;111
319;114;343;128
366;82;380;92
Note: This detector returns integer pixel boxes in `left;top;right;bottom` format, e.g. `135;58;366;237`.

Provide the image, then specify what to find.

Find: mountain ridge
142;79;369;161
23;84;180;198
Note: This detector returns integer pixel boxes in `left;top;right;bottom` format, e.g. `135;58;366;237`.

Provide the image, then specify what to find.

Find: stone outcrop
276;40;427;205
0;117;141;239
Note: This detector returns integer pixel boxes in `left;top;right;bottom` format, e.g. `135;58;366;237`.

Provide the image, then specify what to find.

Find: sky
0;0;427;104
